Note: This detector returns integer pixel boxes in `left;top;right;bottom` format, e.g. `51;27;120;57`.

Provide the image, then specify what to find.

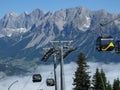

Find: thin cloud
0;62;120;90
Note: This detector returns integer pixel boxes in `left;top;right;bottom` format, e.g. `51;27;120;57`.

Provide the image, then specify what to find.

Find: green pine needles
73;52;120;90
73;53;91;90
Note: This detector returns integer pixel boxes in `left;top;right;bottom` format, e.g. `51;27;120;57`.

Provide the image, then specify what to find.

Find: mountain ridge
0;6;120;75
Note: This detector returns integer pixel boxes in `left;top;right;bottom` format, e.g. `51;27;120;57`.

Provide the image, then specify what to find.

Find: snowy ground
0;62;120;90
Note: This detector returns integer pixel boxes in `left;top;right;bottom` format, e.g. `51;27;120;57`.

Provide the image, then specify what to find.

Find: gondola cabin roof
32;74;42;82
96;36;115;51
97;36;113;40
46;78;55;86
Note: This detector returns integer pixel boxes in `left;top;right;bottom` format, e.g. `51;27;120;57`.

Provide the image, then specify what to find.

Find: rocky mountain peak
4;12;18;18
0;7;119;62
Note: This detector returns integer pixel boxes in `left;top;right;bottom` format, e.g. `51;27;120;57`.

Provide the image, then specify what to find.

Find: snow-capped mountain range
0;6;120;62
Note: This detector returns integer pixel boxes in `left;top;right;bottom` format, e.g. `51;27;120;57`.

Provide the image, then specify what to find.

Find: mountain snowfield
0;6;120;75
0;28;28;37
0;7;93;47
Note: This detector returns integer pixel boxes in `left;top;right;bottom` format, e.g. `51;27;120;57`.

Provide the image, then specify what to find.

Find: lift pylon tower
42;47;58;90
41;40;75;90
53;53;58;90
50;40;73;90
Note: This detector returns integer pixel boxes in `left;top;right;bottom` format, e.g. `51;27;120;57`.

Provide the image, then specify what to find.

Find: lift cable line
35;15;120;90
100;16;120;28
92;16;120;52
21;58;54;90
91;15;120;35
89;15;120;90
21;64;40;90
92;16;120;90
21;44;58;90
41;40;76;90
36;70;55;90
41;46;77;90
43;48;58;89
21;63;55;90
21;70;36;90
41;47;58;90
91;15;120;45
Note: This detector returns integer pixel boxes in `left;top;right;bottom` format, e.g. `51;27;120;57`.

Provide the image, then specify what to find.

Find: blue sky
0;0;120;18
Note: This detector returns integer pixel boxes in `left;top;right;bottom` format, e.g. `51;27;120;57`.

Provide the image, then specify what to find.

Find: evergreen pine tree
100;69;107;90
92;68;108;90
106;81;112;90
113;78;120;90
92;68;103;90
73;53;91;90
